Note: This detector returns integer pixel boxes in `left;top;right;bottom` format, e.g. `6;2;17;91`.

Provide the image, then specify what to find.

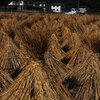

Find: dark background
0;0;100;12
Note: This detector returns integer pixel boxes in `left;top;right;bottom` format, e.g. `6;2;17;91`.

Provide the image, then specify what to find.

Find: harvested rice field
0;12;100;100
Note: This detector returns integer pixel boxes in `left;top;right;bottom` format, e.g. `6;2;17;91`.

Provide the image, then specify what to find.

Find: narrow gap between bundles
62;76;80;90
61;57;70;65
10;68;22;79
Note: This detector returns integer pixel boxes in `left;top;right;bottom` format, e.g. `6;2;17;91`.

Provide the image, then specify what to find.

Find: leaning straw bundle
44;50;73;99
44;50;71;82
59;28;82;59
32;62;71;100
0;59;71;100
44;35;73;100
66;46;89;69
50;29;82;67
0;61;37;100
16;23;50;60
0;32;29;74
63;48;100;100
0;70;13;92
48;34;65;60
0;60;67;100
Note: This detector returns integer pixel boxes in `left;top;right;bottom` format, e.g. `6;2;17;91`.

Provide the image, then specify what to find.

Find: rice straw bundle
88;30;100;55
44;51;73;100
60;28;81;59
43;35;73;100
63;49;100;100
0;60;71;100
16;22;51;60
0;70;13;92
32;62;72;100
0;61;37;100
66;46;89;69
0;32;29;74
48;34;65;60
